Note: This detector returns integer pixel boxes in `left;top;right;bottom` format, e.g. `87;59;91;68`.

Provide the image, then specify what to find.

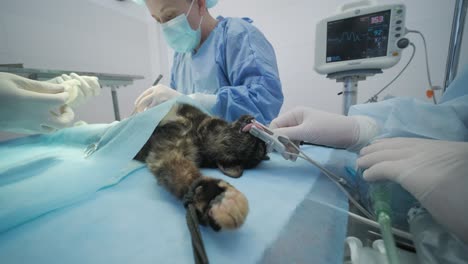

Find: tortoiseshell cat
135;103;267;231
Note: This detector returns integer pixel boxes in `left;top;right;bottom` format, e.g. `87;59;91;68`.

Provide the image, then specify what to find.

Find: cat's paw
191;177;249;231
208;180;249;230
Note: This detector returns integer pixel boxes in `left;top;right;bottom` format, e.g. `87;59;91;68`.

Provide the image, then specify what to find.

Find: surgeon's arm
212;24;284;124
0;72;77;134
349;95;468;142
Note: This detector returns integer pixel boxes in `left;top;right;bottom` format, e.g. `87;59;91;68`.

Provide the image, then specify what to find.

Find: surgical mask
161;0;203;53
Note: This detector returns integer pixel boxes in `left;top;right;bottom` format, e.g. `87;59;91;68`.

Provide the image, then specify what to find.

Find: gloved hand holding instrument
270;106;379;150
47;72;101;108
134;84;182;114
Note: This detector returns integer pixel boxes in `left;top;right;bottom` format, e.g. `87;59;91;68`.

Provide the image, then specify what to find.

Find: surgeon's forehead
146;0;187;16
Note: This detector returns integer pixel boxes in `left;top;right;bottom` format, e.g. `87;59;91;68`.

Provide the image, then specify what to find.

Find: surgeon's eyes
151;13;175;24
152;15;161;23
151;9;178;24
161;12;177;23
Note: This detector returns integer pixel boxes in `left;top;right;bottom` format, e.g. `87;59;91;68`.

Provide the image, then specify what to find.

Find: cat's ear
217;163;244;178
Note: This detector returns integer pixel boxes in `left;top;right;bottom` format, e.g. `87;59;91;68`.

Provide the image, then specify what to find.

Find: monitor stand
327;69;383;115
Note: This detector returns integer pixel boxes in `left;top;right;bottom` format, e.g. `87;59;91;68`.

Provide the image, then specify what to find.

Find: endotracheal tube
370;181;400;264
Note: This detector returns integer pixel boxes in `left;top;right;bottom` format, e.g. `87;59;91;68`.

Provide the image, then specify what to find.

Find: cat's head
198;115;267;178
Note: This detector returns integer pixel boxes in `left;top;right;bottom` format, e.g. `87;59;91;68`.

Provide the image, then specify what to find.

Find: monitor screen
326;10;391;63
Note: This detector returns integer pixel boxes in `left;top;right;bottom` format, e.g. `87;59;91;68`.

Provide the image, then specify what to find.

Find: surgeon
133;0;283;124
270;66;468;243
0;72;100;134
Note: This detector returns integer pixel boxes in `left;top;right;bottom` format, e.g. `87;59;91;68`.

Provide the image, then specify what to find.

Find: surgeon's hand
358;137;468;243
0;72;78;134
47;73;100;107
270;106;379;149
134;84;181;113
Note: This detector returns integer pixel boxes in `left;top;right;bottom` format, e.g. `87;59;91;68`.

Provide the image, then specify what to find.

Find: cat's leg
146;149;249;231
146;148;201;199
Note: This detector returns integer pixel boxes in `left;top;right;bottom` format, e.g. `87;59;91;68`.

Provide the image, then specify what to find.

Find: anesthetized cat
135;103;267;231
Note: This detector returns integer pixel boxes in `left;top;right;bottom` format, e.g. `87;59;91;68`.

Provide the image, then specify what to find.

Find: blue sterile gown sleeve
170;17;283;124
349;64;468;141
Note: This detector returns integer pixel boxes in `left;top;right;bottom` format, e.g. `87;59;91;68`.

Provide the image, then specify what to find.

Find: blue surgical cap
132;0;145;5
132;0;217;8
206;0;219;8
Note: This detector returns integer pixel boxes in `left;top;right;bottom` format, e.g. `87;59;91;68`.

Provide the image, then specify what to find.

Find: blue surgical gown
170;17;284;124
349;64;468;141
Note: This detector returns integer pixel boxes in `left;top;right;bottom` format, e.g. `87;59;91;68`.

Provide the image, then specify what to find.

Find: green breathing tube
369;182;400;264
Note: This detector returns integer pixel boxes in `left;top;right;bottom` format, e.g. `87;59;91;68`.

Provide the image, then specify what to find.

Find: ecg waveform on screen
328;32;367;43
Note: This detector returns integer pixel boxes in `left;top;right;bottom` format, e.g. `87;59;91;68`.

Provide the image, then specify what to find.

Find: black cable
183;179;209;264
186;205;209;264
300;141;342;149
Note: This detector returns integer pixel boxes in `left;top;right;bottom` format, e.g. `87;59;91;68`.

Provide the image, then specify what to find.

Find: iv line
284;142;375;220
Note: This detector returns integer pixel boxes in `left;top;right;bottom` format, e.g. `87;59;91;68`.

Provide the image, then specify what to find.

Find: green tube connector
370;182;400;264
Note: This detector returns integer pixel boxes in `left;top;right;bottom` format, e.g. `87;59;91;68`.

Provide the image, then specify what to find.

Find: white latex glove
358;137;468;243
188;93;217;111
48;73;100;107
134;84;181;113
270;106;379;150
0;72;78;134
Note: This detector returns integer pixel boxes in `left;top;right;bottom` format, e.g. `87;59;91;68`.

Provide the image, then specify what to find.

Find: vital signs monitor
315;2;406;74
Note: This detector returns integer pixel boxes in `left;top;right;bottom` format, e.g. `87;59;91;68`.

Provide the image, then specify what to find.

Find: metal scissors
246;120;299;161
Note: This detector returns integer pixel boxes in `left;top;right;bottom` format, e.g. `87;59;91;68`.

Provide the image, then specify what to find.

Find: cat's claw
192;178;249;231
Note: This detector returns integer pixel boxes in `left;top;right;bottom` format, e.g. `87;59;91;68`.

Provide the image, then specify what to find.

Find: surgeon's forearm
347;116;380;152
0;72;26;89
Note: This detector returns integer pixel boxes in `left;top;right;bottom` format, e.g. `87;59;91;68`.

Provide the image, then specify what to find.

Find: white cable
347;211;413;240
365;43;416;103
285;143;375;220
283;141;414;241
407;29;438;104
289;146;414;240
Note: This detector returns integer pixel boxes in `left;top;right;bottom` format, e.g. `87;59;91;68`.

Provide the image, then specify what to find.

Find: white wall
0;0;170;141
210;0;464;114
